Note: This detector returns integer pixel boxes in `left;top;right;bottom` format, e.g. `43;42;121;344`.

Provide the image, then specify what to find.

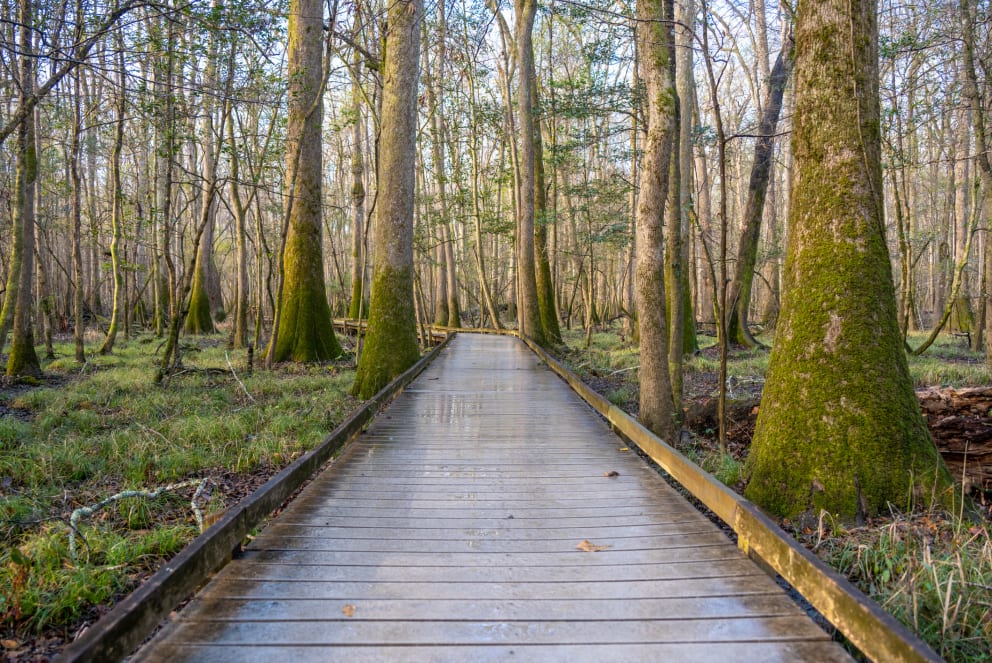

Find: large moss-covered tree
351;0;423;399
267;0;343;363
745;0;951;521
633;0;677;443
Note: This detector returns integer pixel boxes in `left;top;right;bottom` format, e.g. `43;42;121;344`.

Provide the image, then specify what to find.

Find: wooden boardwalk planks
134;334;850;662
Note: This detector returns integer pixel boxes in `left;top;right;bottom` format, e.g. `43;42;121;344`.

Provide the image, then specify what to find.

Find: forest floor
0;332;360;661
556;325;992;662
1;327;990;661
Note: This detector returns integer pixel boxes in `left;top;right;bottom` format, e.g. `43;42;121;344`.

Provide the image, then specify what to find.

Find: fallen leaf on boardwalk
619;447;629;452
2;640;20;649
576;539;611;552
342;605;357;617
604;470;620;477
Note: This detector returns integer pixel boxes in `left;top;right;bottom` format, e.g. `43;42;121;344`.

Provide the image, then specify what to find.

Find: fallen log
916;387;992;491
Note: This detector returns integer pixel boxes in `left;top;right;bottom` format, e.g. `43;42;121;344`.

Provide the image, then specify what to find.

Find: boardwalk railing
517;335;942;663
56;334;453;663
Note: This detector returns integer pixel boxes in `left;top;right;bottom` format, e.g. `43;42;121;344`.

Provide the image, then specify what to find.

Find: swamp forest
0;0;990;659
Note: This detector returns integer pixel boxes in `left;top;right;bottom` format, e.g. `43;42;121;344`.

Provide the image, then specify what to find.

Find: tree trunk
533;80;561;344
71;72;86;362
352;0;423;399
99;47;126;355
959;0;992;369
726;33;794;347
348;56;366;321
746;0;950;521
666;115;684;408
463;49;501;330
675;0;698;354
6;0;41;378
267;0;343;363
513;0;546;345
634;0;677;443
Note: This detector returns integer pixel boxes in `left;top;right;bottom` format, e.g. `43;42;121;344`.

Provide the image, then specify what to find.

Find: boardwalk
135;334;849;662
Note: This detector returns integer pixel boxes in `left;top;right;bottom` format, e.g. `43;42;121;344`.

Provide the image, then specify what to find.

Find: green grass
807;510;992;662
0;333;358;634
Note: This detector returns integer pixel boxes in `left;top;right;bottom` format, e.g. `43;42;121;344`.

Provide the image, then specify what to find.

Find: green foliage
0;336;357;634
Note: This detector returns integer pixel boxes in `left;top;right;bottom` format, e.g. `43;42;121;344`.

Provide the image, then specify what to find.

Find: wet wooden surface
134;334;850;662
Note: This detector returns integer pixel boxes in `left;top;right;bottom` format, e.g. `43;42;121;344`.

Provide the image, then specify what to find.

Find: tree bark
71;72;86;362
746;0;950;520
99;46;127;355
352;0;423;399
513;0;546;345
348;53;366;321
534;81;561;344
959;0;992;369
634;0;677;442
267;0;343;363
6;0;41;377
675;0;698;355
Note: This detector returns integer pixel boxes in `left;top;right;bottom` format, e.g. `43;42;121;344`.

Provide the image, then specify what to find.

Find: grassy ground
557;325;992;661
0;333;359;657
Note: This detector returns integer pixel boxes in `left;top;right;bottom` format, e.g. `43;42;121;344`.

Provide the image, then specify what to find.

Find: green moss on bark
744;0;951;521
352;265;420;399
184;265;215;335
271;228;343;363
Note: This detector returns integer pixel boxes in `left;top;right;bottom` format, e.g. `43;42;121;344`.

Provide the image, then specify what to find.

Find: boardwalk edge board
518;335;942;663
55;333;453;663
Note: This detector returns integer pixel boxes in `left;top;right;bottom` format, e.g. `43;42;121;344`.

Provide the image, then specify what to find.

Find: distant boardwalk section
134;334;849;662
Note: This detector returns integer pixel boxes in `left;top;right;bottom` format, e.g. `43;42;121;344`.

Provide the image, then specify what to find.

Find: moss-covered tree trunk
267;0;342;363
726;33;793;348
745;0;951;521
634;0;677;443
534;78;561;345
665;124;684;409
6;0;41;378
675;0;698;356
185;23;222;336
352;0;422;400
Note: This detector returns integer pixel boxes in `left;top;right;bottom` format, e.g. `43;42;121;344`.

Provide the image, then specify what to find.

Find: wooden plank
181;575;783;601
136;641;852;663
212;558;761;583
140;615;833;646
235;546;743;567
173;594;805;622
